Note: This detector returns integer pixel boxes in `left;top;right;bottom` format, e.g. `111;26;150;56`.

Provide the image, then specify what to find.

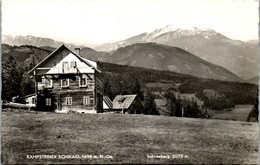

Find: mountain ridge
94;25;227;51
79;42;242;82
94;25;258;79
2;34;83;49
2;25;258;80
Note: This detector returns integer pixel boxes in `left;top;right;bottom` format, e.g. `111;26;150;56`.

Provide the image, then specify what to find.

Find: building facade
28;44;103;113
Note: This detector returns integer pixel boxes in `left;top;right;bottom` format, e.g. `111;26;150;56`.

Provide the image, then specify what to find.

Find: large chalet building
28;44;103;113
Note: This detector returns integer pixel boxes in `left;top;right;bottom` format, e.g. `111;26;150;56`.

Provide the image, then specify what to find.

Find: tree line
178;80;257;110
103;75;207;117
164;91;209;118
2;55;35;102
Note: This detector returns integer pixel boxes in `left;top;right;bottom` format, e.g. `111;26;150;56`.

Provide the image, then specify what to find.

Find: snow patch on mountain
140;25;220;42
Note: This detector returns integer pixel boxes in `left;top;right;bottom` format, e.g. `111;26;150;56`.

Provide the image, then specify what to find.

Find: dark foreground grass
1;111;258;164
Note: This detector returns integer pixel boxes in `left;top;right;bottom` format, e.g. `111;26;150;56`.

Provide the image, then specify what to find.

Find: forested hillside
1;44;258;111
99;62;258;110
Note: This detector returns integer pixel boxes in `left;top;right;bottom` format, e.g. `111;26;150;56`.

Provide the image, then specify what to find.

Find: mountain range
95;25;258;79
2;35;79;49
2;25;258;80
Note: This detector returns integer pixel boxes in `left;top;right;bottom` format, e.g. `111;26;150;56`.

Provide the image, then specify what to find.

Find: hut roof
103;96;113;109
112;95;137;109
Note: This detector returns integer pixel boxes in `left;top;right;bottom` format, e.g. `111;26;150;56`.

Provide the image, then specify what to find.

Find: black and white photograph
1;0;259;164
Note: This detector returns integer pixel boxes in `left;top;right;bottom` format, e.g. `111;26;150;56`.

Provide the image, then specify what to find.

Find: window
62;62;69;73
79;76;88;87
65;97;72;105
32;98;36;104
83;96;90;105
46;79;53;88
46;98;51;106
70;61;77;68
61;78;69;87
118;97;126;103
42;77;45;84
42;77;52;88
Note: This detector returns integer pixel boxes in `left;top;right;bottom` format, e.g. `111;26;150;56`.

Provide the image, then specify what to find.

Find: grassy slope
2;111;258;164
209;105;254;121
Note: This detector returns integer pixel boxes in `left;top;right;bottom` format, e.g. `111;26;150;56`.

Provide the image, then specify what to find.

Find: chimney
75;48;80;55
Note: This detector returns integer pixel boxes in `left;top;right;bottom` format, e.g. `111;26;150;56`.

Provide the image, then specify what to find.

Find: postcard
1;0;259;164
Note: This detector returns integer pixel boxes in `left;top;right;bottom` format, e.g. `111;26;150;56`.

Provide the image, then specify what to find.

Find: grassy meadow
1;110;258;164
209;105;254;121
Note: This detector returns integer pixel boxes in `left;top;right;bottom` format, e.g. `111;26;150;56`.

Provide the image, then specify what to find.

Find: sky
2;0;259;47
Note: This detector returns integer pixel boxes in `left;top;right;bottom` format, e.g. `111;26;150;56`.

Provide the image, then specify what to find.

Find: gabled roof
112;95;137;109
103;96;113;109
27;44;101;75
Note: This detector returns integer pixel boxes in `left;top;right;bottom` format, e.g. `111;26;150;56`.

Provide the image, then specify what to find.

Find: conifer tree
132;79;144;101
103;78;114;100
2;56;24;102
144;91;159;115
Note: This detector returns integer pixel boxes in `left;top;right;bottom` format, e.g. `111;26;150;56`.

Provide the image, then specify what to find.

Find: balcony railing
46;67;95;74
